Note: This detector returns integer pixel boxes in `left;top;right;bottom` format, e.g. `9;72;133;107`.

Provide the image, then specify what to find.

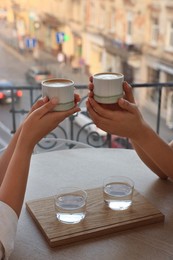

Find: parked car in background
25;66;53;86
0;9;7;20
0;79;23;104
103;135;133;149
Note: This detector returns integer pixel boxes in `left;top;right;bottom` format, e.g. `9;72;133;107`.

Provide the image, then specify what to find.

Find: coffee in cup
42;78;75;111
93;72;124;104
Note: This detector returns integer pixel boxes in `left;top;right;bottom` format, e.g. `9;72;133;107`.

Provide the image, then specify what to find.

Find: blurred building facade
1;0;173;123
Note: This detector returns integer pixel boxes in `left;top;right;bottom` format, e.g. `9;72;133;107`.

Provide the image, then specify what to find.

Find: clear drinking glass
103;176;134;211
54;187;87;224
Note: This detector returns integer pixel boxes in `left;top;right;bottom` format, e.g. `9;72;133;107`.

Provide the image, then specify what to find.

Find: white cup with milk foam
42;78;75;111
93;72;124;104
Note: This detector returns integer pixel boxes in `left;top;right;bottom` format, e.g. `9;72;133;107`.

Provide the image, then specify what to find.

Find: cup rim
55;186;87;199
93;72;124;79
103;175;134;188
42;78;74;87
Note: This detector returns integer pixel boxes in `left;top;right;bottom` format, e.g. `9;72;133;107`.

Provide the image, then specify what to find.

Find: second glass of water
103;176;134;211
54;187;87;224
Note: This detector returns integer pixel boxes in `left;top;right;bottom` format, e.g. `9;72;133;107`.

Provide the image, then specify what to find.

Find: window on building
147;67;160;102
150;18;159;47
109;10;115;33
72;1;80;22
147;67;159;82
127;19;132;36
98;5;105;29
163;73;173;109
90;1;96;27
126;12;133;45
166;20;173;52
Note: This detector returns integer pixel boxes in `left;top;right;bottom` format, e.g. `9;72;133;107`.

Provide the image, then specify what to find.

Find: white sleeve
0;201;18;260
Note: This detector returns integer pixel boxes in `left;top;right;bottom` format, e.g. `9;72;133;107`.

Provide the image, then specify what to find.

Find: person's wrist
17;130;36;153
131;121;152;145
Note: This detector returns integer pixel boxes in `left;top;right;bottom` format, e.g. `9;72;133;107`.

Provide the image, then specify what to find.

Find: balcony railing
0;82;173;149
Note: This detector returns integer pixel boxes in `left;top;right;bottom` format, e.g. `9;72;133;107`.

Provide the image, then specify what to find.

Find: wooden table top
11;148;173;260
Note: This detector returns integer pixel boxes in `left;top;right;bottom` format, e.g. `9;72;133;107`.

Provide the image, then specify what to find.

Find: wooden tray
26;187;164;247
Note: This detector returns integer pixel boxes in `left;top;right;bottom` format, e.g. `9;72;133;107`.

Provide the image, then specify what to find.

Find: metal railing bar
0;82;173;146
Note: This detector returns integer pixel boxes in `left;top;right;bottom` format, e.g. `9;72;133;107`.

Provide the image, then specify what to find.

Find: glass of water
103;176;134;211
54;187;87;224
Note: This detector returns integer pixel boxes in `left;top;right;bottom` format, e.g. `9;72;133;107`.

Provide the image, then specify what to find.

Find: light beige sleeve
0;201;18;259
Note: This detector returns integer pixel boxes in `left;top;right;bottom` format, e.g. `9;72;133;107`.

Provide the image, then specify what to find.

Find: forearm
131;141;168;179
0;125;22;185
0;139;33;217
132;124;173;179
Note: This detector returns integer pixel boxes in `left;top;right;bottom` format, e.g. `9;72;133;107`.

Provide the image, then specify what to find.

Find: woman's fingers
86;99;114;133
74;93;80;103
118;98;137;113
27;97;48;116
63;105;81;117
33;98;59;118
30;93;80;118
86;100;105;126
88;82;94;91
87;97;114;120
38;97;81;118
123;82;135;103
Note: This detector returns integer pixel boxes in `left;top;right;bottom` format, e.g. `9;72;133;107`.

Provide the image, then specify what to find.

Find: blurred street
0;21;173;147
0;21;89;85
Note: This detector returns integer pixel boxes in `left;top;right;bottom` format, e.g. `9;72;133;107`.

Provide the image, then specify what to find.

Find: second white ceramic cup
93;72;124;104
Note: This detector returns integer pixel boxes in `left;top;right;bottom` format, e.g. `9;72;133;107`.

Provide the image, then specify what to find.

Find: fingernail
119;98;124;104
89;97;94;103
43;96;47;102
51;97;58;105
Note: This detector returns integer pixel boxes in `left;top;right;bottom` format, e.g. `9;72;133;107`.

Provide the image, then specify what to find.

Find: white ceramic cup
93;72;124;104
42;78;75;111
